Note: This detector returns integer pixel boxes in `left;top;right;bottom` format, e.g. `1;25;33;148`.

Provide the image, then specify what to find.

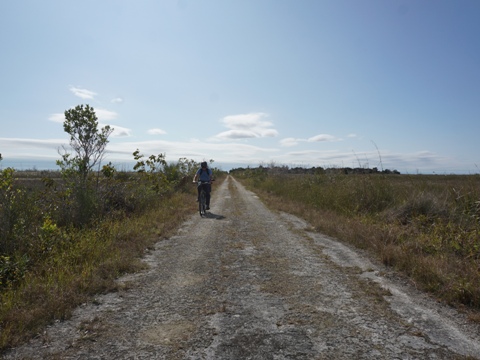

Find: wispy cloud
107;139;279;164
111;97;124;104
280;134;339;147
214;112;279;140
148;128;167;135
0;137;469;173
0;138;65;150
307;134;338;142
280;138;300;147
69;86;97;100
107;124;131;138
214;130;260;140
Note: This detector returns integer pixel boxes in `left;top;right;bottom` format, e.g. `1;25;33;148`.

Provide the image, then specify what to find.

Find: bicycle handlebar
193;180;214;184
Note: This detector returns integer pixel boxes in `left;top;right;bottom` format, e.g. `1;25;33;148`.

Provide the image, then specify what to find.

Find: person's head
201;161;208;169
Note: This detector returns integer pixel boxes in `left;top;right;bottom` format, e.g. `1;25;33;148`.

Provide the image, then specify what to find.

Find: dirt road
5;176;480;359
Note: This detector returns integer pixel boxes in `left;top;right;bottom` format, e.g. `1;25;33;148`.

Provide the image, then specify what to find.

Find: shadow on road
203;212;226;220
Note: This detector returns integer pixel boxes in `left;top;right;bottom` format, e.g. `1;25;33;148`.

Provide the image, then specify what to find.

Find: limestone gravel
4;176;480;359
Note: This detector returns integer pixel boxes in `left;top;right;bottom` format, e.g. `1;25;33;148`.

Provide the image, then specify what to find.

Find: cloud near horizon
148;128;167;135
0;136;466;173
214;113;279;140
280;134;339;147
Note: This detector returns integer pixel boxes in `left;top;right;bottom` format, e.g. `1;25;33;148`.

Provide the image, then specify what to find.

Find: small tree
56;105;114;226
133;149;170;193
58;104;113;183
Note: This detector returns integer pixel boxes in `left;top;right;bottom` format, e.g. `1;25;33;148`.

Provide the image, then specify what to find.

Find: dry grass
233;171;480;315
0;189;198;350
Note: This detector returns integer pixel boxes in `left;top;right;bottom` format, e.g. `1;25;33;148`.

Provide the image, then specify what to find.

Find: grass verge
233;172;480;320
0;190;197;351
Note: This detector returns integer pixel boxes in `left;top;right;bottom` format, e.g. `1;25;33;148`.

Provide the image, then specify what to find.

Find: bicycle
196;180;211;217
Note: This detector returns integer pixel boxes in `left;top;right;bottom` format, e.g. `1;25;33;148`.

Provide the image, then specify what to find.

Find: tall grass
233;169;480;314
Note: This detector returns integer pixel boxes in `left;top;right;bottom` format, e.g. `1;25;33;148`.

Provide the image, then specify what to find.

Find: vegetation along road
5;176;480;359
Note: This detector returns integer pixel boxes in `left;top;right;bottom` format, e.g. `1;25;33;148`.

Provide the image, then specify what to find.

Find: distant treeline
230;165;401;175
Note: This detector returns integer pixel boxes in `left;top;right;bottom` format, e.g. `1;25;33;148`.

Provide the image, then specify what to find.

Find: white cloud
0;136;471;173
214;112;279;140
287;150;323;156
262;129;279;137
308;134;337;142
107;125;132;138
280;134;338;147
215;130;260;140
106;139;279;165
0;138;65;150
280;138;300;147
111;97;124;104
69;86;97;100
148;128;167;135
222;112;271;129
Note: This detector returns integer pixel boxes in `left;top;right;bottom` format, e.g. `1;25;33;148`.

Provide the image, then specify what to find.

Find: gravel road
4;176;480;359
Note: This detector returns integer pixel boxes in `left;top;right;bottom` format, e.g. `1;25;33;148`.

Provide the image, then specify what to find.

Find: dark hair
201;161;208;168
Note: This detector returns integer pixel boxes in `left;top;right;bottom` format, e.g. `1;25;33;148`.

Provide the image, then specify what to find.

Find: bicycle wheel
199;189;206;216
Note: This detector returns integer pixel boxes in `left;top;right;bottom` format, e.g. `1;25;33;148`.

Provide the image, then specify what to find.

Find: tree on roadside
56;104;114;225
133;149;170;194
58;104;114;184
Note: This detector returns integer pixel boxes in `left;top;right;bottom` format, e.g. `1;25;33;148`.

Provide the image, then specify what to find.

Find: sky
1;0;479;174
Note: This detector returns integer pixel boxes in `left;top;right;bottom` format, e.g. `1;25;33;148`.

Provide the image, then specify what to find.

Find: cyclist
193;161;213;210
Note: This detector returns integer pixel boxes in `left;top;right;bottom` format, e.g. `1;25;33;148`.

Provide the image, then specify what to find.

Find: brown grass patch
233;172;480;319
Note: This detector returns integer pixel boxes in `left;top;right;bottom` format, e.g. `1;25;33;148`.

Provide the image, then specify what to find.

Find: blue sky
1;0;479;173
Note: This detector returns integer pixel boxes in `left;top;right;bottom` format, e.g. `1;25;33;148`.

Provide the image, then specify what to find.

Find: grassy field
231;168;480;320
0;165;224;350
2;165;479;350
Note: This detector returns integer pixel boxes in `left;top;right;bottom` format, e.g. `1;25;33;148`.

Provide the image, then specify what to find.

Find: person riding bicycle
193;161;213;210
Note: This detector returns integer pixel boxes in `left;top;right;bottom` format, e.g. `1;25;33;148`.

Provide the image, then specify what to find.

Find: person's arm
209;169;213;181
193;170;199;182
